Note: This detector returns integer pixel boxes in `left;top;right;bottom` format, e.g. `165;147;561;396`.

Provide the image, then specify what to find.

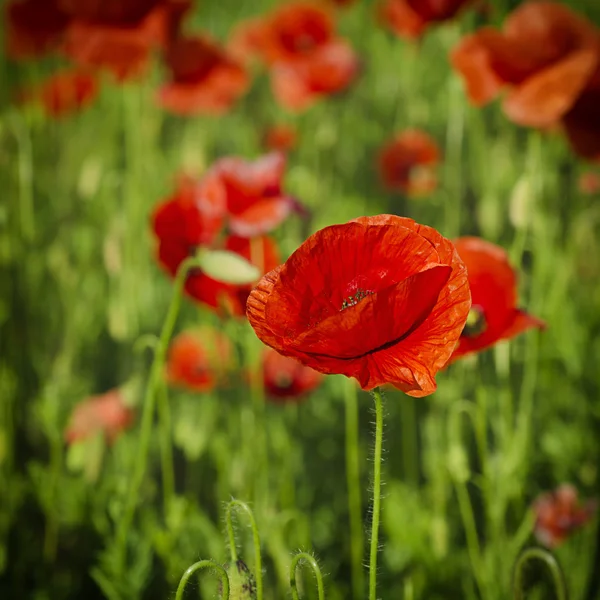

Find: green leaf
196;248;261;285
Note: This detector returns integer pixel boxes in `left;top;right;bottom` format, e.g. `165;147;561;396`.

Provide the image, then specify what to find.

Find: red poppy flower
263;124;298;153
378;130;440;197
157;34;249;115
5;0;70;59
152;170;227;277
380;0;472;39
263;348;323;401
247;215;471;397
213;152;297;237
450;237;545;361
451;2;600;128
533;484;597;548
65;389;134;444
166;328;232;392
562;77;600;162
25;70;98;118
185;235;280;316
234;3;359;110
578;170;600;194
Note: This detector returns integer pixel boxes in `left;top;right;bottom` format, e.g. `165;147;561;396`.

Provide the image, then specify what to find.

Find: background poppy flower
152;170;227;277
378;130;440;197
450;237;545;361
450;2;600;128
578;170;600;194
213;152;297;237
263;124;298;152
26;70;98;118
166;328;232;392
185;235;280;316
247;215;471;397
65;389;134;444
562;77;600;162
380;0;472;39
263;348;323;401
157;35;249;115
533;484;597;548
6;0;69;59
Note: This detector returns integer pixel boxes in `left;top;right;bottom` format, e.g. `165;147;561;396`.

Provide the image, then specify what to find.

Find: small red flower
264;348;323;401
65;389;134;444
213;152;297;237
235;3;359;110
247;215;471;397
263;124;298;152
578;170;600;194
157;35;250;115
5;0;70;59
24;70;98;118
450;237;545;361
378;130;440;197
451;2;600;128
166;328;232;392
533;484;597;548
380;0;472;39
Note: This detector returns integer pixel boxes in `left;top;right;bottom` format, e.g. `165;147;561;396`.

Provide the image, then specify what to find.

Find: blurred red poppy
157;35;249;115
152;170;227;277
450;237;545;361
61;0;187;80
24;70;98;118
533;484;597;548
247;215;471;397
65;389;134;444
451;2;600;128
562;78;600;162
185;235;280;316
235;3;359;110
578;170;600;194
263;348;323;401
213;152;297;237
378;130;440;197
166;328;232;392
5;0;70;59
263;124;298;152
380;0;472;39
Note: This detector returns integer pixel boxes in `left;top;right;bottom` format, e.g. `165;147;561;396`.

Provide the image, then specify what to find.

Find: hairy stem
513;547;568;600
175;560;230;600
369;386;384;600
290;552;325;600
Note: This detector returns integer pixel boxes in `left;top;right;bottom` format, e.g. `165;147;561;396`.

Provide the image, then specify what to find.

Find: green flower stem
157;381;175;517
512;548;568;600
114;256;199;571
225;499;263;600
344;378;364;600
369;386;384;600
290;552;325;600
401;394;418;485
175;560;230;600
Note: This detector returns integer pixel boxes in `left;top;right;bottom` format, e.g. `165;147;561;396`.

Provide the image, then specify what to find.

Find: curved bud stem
225;499;263;600
114;256;201;572
175;560;230;600
369;386;385;600
290;552;325;600
512;547;568;600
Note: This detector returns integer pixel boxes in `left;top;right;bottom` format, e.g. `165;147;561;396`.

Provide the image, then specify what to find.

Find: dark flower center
461;305;487;338
341;288;373;310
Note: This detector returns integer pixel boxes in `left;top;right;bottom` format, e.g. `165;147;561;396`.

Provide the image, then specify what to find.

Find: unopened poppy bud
220;560;257;600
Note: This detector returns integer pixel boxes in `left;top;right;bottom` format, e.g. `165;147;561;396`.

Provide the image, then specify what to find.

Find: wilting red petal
166;328;232;392
247;215;470;395
264;349;322;401
451;237;545;360
65;389;134;444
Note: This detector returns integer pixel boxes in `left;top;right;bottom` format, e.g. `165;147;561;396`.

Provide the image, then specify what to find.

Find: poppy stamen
462;305;487;338
341;288;373;310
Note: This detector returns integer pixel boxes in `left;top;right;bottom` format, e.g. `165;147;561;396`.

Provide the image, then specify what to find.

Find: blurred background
1;0;600;598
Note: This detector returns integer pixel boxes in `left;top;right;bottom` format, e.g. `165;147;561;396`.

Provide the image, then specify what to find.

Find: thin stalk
344;378;364;600
512;547;568;600
401;394;418;485
114;256;200;571
290;552;325;600
157;381;175;518
175;560;230;600
10;111;35;241
225;499;263;600
369;386;385;600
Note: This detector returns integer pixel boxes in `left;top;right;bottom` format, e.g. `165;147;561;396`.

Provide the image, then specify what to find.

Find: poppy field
2;1;600;599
